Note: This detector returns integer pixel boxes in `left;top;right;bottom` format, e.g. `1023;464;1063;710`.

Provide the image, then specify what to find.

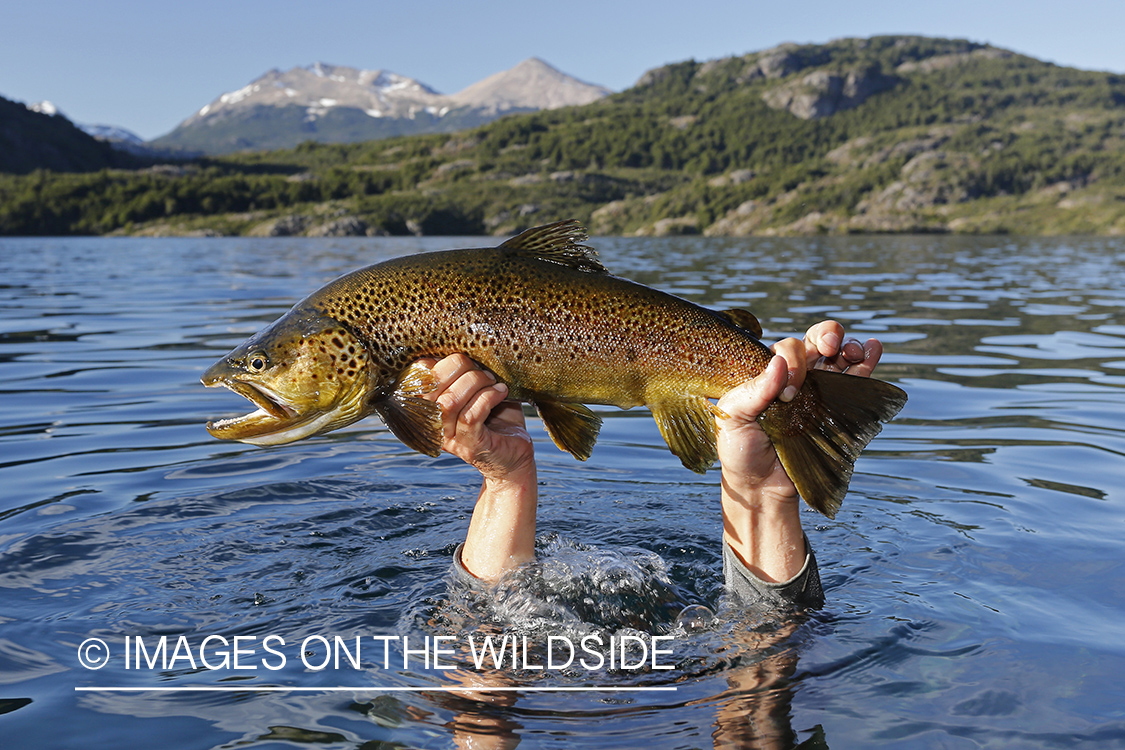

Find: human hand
716;321;882;580
419;354;539;581
417;354;535;483
716;321;882;501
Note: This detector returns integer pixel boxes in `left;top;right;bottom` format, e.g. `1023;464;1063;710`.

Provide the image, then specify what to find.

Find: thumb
717;356;789;426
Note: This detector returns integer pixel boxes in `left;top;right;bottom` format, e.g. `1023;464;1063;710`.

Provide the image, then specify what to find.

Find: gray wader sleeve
722;536;825;610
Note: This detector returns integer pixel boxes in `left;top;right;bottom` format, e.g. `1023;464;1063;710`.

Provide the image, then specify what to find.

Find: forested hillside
0;95;135;175
3;36;1124;236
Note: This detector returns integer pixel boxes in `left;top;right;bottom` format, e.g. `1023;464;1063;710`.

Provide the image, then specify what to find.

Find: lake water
1;234;1123;749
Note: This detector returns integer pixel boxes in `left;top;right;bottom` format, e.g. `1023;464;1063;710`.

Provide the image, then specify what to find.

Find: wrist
462;464;538;582
721;475;806;584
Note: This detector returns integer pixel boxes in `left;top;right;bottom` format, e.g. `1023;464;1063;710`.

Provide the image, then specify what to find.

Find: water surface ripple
1;235;1123;748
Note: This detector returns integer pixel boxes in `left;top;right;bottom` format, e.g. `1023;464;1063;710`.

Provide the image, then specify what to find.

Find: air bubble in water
675;604;715;633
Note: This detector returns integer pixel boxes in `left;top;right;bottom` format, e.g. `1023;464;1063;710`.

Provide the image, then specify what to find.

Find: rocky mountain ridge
4;35;1124;236
151;57;609;155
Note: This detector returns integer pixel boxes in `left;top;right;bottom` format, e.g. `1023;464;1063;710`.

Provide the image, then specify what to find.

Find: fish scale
202;220;907;518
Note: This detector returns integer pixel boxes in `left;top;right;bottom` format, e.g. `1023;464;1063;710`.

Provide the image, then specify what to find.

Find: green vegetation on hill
0;95;136;175
3;35;1124;236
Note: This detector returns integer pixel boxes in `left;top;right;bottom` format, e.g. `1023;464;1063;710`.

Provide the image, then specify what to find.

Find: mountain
150;58;610;155
448;57;610;113
0;96;128;174
4;36;1125;237
78;123;146;145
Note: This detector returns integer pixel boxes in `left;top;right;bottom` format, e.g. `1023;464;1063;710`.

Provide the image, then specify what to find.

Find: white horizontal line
76;686;677;693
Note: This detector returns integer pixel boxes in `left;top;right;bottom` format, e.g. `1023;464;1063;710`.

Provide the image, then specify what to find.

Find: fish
202;220;906;518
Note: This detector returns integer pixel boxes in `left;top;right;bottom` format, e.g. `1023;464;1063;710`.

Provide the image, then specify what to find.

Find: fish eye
247;352;268;372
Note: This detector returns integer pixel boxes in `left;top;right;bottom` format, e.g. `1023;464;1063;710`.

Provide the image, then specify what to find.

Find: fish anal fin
717;308;763;338
760;370;907;518
651;396;719;474
499;220;608;274
375;391;443;457
534;399;602;461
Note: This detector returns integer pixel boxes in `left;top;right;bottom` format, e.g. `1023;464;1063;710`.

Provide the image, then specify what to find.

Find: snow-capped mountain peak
154;58;611;154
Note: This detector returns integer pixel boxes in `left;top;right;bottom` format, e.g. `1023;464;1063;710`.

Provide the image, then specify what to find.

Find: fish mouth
203;377;302;442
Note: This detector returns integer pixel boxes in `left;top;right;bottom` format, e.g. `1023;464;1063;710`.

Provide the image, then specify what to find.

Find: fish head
202;308;373;445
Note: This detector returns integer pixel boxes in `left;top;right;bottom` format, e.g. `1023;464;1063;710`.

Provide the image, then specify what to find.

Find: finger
769;337;806;402
436;370;502;440
425;354;493;403
818;338;865;372
717;356;788;425
456;383;510;434
804;320;844;364
431;353;481;382
841;339;865;364
846;339;884;378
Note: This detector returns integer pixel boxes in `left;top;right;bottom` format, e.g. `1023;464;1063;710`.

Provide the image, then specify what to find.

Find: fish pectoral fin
375;393;443;457
716;308;763;338
499;220;608;274
394;362;438;397
534;400;602;462
651;396;719;474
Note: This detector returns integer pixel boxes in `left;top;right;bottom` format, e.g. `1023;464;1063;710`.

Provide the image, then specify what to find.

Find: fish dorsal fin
717;308;763;338
499;220;608;274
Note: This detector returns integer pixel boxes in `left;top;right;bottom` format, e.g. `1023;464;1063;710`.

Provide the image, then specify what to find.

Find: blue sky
3;0;1125;140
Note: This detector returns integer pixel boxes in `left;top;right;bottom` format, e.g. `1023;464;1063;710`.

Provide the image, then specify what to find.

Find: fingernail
493;382;508;395
781;385;797;402
822;332;840;354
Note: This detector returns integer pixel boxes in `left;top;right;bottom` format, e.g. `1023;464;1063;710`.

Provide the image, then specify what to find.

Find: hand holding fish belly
201;220;906;518
417;354;538;581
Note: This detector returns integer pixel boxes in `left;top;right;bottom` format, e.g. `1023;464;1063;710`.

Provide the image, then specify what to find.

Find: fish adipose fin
374;363;443;457
534;400;603;461
500;219;608;274
651;396;719;474
716;308;763;338
760;370;907;519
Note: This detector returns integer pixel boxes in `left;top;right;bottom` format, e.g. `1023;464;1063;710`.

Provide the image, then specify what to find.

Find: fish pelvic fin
374;363;443;457
499;220;608;274
760;370;907;519
534;400;603;462
651;396;719;474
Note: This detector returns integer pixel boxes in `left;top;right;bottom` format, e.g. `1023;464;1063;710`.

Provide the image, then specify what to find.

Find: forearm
720;473;807;584
460;463;538;582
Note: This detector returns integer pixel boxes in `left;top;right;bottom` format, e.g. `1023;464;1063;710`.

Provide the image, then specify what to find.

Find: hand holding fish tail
716;322;885;583
776;321;880;400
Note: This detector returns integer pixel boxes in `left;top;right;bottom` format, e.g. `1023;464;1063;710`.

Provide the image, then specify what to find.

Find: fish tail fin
759;370;907;519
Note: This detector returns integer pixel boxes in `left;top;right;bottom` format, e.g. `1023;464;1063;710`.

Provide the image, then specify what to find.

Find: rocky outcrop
633;216;699;236
250;214;311;237
306;216;369;237
857;150;977;213
896;47;1013;74
762;66;899;119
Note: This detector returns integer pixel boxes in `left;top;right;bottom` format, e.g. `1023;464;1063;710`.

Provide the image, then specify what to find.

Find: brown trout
202;220;906;517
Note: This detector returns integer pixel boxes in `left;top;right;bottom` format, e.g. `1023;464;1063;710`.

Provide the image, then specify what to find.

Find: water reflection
1;235;1124;747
